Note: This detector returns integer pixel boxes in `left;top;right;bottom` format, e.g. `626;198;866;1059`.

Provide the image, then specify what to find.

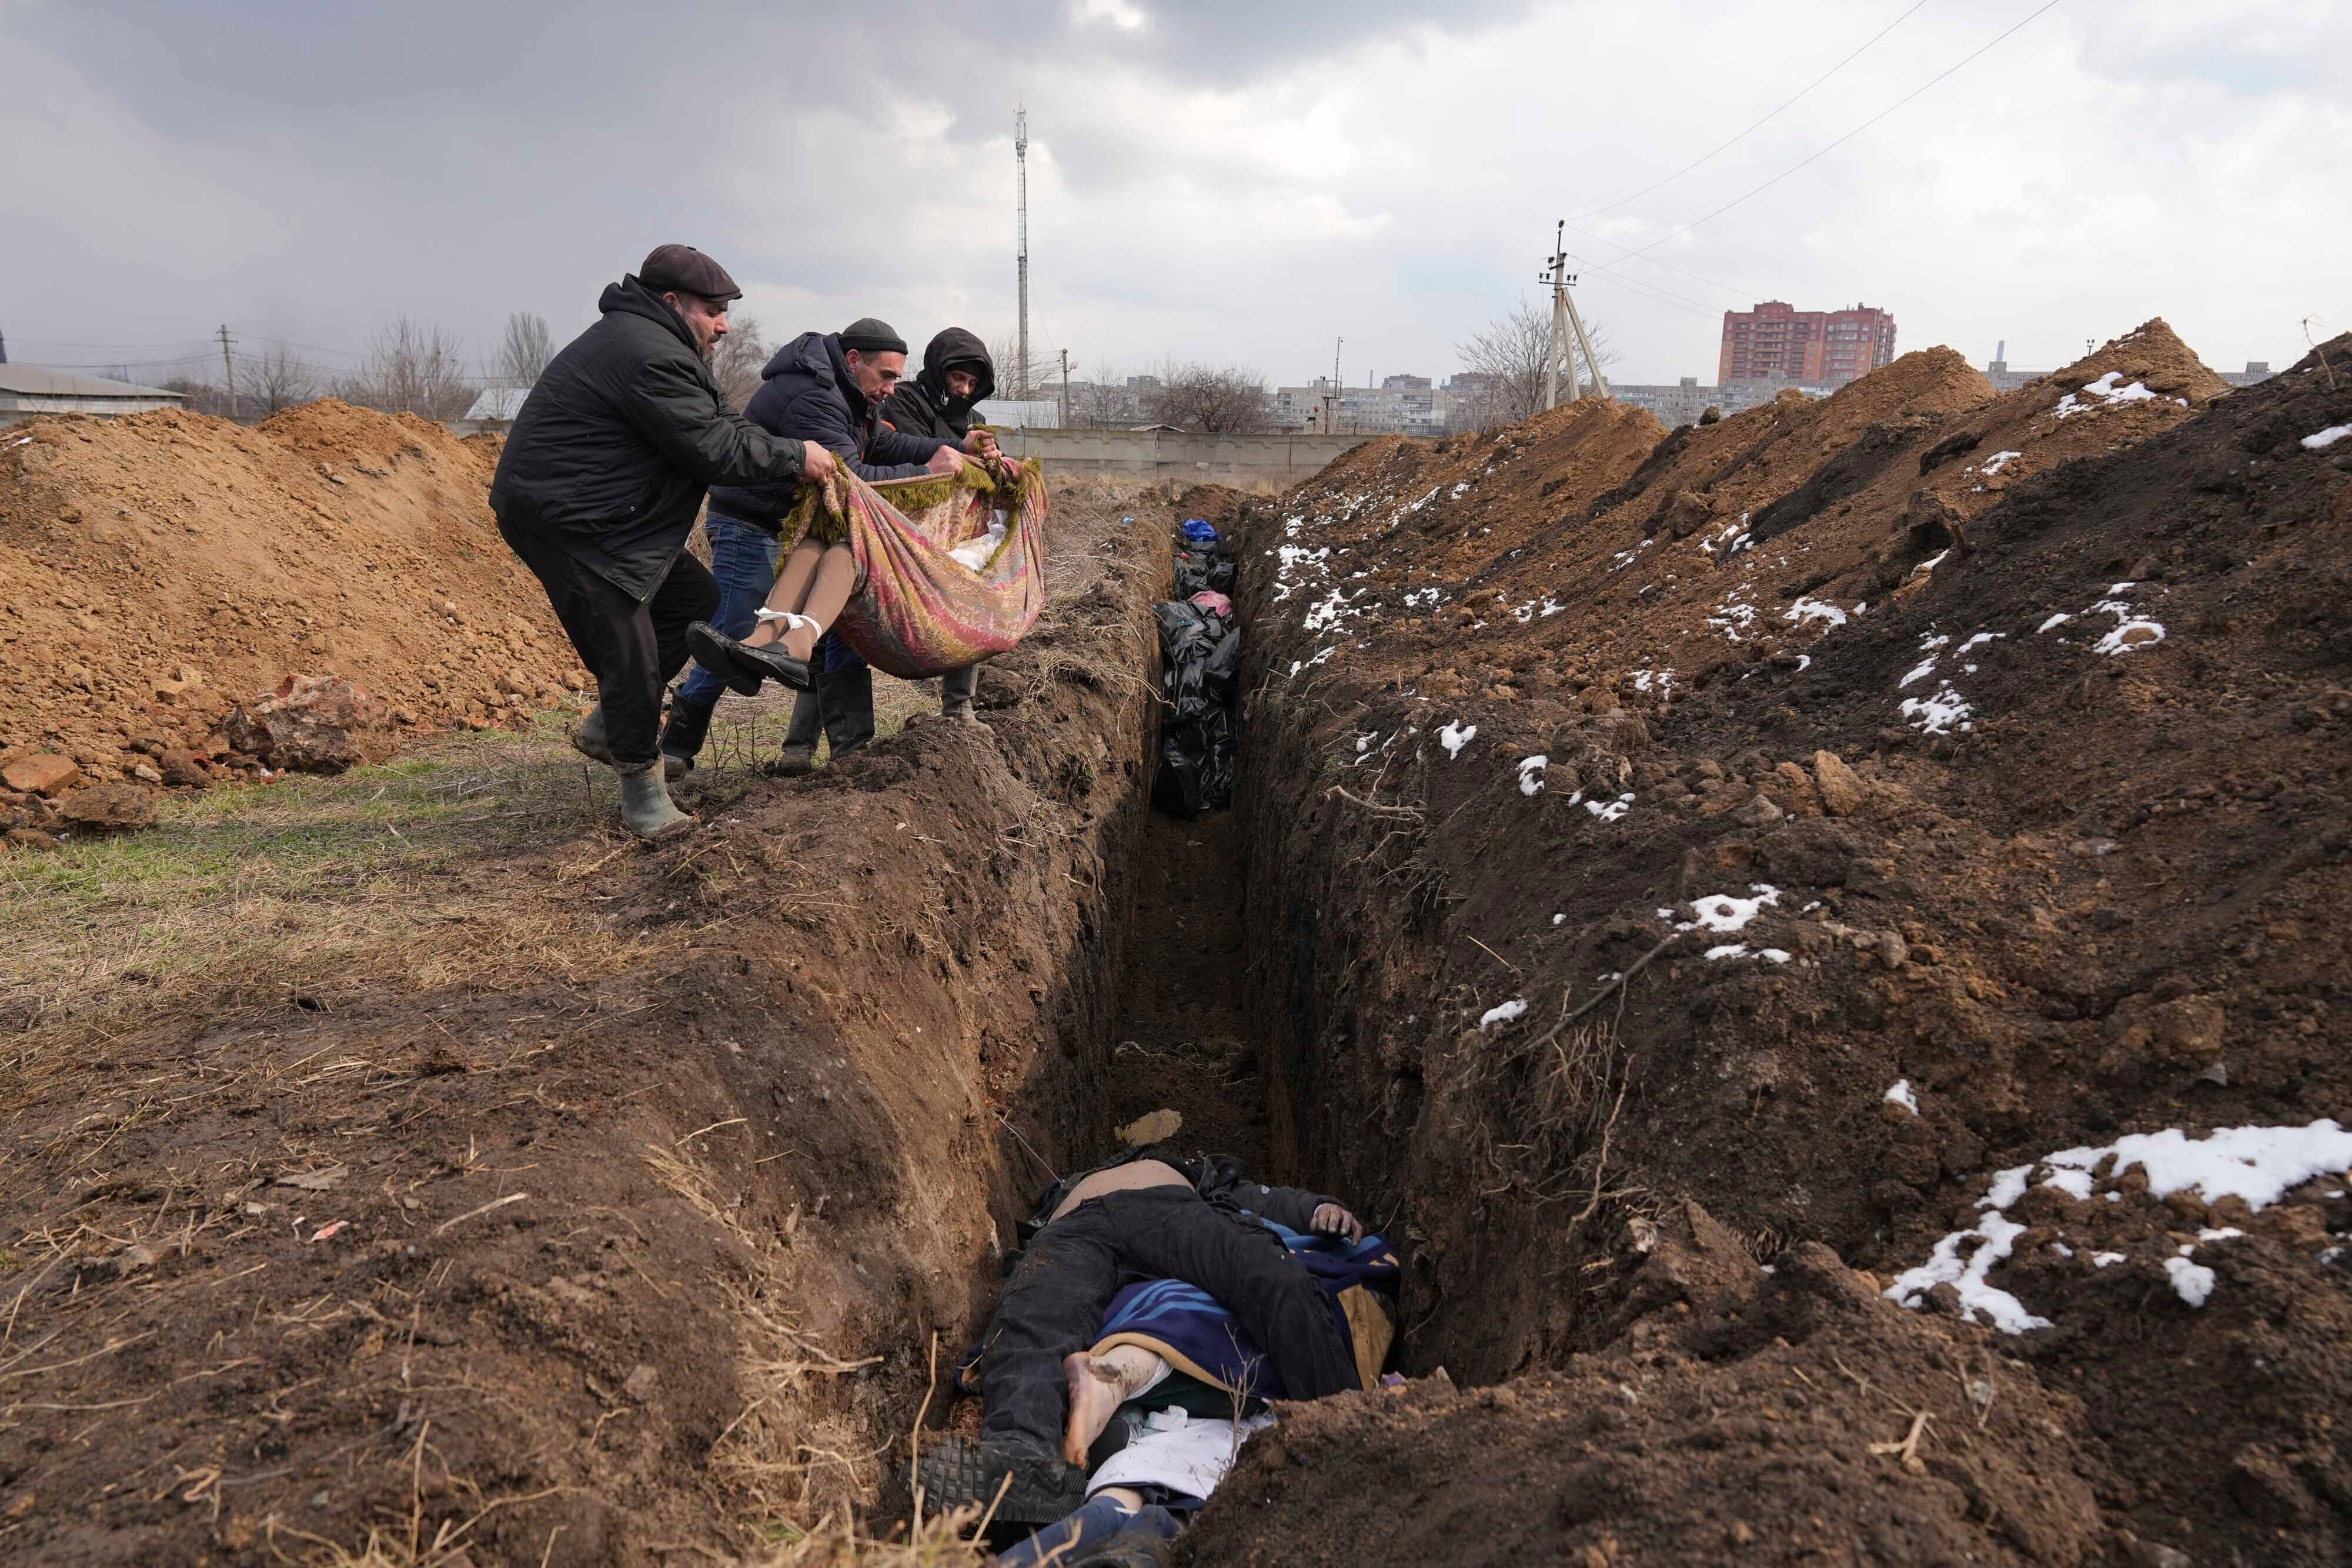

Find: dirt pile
1215;328;2352;1563
0;400;584;793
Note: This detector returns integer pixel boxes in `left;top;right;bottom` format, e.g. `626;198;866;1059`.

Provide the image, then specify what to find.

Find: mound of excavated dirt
0;401;585;791
1219;328;2352;1564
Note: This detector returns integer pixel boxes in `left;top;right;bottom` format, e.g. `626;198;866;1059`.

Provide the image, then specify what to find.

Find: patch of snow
1478;998;1528;1031
1959;631;2005;653
1784;596;1847;629
1585;794;1632;823
1899;681;1973;734
1978;449;2022;474
1516;755;1548;796
1688;884;1781;933
2093;1252;2126;1268
1449;482;1471;499
2050;1241;2074;1257
2301;424;2352;450
1438;720;1477;758
2094;617;2166;656
1886;1210;2049;1333
2164;1255;2216;1307
2038;612;2074;633
2055;371;2161;420
2041;1167;2095;1201
1885;1079;1919;1114
1552;913;1565;926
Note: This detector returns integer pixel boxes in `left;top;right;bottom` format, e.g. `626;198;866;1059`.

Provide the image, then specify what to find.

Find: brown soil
1207;327;2352;1563
0;401;583;790
0;484;1178;1564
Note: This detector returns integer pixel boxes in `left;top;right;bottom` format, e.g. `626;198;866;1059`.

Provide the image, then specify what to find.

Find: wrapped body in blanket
913;1145;1397;1528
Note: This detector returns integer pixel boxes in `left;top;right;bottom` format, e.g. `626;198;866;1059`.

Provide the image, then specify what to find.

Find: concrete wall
991;427;1385;484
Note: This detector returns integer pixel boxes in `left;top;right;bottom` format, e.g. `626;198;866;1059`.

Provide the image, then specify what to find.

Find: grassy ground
0;674;937;1054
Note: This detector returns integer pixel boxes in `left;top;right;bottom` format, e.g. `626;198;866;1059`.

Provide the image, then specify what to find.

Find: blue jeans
674;511;782;715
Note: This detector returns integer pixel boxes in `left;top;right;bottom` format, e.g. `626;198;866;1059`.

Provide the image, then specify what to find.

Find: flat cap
639;244;741;302
839;317;908;355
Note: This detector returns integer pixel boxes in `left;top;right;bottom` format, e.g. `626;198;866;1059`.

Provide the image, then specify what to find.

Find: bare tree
248;343;319;414
712;313;769;411
161;376;232;418
497;312;555;386
1065;363;1145;429
1141;361;1274;433
335;316;478;420
1455;296;1616;432
987;333;1050;404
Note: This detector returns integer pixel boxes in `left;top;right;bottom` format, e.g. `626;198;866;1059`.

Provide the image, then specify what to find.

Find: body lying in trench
915;1145;1398;1558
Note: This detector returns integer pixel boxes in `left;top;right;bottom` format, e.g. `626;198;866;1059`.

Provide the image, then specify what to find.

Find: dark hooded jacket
880;327;994;443
489;275;810;600
705;331;948;527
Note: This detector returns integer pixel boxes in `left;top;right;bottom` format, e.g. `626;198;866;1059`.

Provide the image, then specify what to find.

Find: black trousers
498;521;718;770
976;1188;1361;1450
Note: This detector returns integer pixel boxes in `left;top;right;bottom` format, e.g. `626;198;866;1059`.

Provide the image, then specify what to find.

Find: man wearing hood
489;244;836;839
657;319;995;777
880;329;998;728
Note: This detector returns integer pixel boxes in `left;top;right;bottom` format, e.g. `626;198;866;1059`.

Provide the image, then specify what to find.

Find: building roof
465;386;532;421
0;365;185;399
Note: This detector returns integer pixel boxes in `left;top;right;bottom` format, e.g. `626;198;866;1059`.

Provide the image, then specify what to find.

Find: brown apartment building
1718;300;1896;385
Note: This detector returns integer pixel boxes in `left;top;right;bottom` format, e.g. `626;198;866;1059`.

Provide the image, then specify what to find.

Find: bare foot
1063;1352;1126;1466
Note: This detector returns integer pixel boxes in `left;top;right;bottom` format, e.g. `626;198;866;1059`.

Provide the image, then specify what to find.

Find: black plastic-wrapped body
1174;547;1237;599
1150;598;1241;818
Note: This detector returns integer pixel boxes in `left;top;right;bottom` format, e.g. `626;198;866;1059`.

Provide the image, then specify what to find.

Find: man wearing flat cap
657;316;998;778
490;244;837;838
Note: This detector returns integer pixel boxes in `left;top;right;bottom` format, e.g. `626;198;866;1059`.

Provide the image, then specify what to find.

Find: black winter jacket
705;331;948;527
489;275;810;601
880;327;994;443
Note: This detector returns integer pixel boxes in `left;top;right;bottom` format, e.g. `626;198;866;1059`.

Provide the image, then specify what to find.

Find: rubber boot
617;763;694;840
773;684;824;776
821;664;877;758
571;703;617;767
659;698;713;783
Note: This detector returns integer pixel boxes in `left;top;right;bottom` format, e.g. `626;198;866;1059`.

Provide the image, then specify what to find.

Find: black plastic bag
1151;599;1241;818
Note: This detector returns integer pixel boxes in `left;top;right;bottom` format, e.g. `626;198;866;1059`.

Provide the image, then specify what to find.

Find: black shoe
686;623;815;695
659;697;713;777
913;1434;1087;1526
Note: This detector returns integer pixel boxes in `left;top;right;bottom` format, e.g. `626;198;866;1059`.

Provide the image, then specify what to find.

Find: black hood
600;275;697;353
916;327;994;414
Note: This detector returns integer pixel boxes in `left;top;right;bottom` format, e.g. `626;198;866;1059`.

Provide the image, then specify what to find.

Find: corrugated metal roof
0;366;185;399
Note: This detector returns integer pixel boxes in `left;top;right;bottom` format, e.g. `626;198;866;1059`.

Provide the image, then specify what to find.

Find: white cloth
1086;1410;1275;1502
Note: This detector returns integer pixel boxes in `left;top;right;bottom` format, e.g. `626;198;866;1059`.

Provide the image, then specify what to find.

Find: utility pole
1324;336;1342;434
1539;220;1609;410
1058;349;1071;429
218;325;237;420
1015;107;1030;401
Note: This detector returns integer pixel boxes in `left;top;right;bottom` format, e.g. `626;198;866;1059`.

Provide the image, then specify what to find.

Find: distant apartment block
1612;376;1835;427
1271;375;1467;435
1719;301;1896;386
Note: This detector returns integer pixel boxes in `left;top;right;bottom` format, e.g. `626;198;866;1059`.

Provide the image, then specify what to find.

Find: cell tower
1015;106;1030;400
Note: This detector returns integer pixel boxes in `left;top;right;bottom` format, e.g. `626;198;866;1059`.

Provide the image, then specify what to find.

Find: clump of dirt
0;401;584;791
1221;327;2352;1563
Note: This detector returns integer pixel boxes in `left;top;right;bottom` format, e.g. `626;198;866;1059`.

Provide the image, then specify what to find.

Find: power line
1596;0;2066;274
1569;0;1933;222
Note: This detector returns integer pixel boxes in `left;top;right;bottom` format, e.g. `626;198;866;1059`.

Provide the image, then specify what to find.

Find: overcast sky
4;0;2346;391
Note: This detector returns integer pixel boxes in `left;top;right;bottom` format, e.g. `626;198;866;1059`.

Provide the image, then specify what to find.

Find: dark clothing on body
497;518;717;772
489;275;810;601
977;1185;1361;1453
704;331;948;527
881;327;994;443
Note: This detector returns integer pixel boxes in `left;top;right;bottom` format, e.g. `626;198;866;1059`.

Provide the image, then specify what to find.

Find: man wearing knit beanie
657;317;1000;778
